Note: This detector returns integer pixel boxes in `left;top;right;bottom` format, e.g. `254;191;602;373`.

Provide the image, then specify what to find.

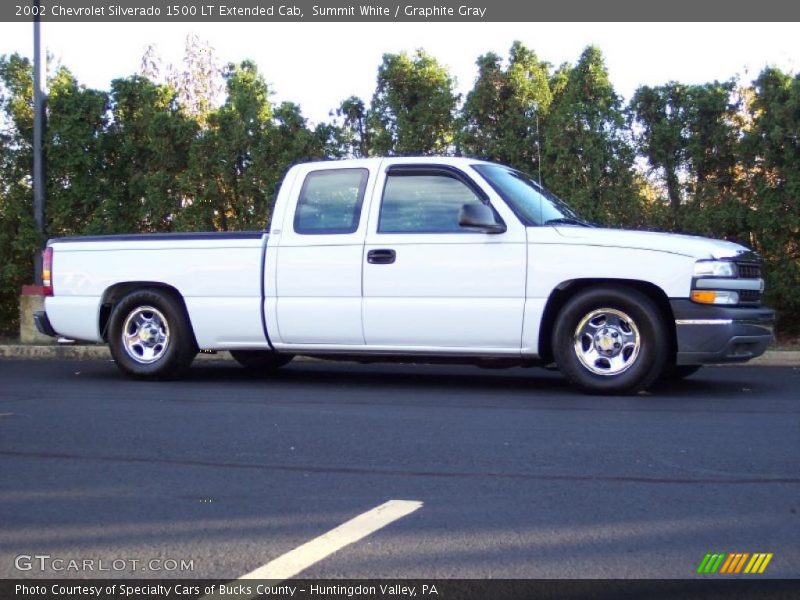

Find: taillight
42;247;53;296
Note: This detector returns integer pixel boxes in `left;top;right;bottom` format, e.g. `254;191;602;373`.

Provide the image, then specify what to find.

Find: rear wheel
230;350;293;372
552;286;668;394
108;289;197;379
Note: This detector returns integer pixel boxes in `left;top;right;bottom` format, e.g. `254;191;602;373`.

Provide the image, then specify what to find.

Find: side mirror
458;203;506;234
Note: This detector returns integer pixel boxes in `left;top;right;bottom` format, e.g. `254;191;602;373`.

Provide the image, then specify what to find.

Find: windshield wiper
544;217;593;228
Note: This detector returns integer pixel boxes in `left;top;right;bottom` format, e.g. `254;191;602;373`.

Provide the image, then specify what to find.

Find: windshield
472;163;587;226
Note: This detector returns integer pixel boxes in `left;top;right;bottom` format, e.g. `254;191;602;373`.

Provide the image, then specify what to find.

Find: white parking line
202;499;422;599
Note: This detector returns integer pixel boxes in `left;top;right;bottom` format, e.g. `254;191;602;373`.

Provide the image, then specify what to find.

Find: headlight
693;260;736;278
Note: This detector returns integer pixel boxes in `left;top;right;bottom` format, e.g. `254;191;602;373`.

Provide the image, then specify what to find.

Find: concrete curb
0;344;798;366
0;344;223;361
747;351;800;367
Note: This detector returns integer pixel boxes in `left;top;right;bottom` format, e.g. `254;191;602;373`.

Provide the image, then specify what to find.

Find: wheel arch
99;282;196;346
537;278;676;364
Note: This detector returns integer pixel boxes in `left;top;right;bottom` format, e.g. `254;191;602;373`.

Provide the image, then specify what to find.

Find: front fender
527;243;693;300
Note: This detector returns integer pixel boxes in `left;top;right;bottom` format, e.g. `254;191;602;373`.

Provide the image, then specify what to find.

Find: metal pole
32;0;46;284
536;112;542;186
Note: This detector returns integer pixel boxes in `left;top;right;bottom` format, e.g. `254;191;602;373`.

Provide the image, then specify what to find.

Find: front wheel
108;289;198;379
552;286;668;395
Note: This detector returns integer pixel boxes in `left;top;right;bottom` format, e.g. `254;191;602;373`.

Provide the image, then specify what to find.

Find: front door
362;164;527;352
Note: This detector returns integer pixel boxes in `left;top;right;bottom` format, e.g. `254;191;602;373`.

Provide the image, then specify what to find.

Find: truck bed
49;231;265;243
45;231;269;346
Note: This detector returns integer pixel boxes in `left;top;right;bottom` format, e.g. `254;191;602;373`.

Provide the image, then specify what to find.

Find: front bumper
670;300;775;365
33;310;58;338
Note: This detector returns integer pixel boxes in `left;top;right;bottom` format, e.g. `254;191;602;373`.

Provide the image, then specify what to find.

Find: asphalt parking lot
0;359;798;580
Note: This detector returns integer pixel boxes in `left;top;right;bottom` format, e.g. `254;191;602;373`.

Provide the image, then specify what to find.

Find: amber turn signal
691;290;739;305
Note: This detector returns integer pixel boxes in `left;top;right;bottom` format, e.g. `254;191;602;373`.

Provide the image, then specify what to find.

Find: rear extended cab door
265;160;380;346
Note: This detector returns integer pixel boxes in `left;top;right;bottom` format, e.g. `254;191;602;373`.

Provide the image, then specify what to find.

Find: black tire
107;288;198;379
660;364;702;380
551;285;668;395
229;350;293;372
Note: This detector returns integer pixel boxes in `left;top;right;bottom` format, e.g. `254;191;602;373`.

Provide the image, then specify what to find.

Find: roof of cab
290;156;495;171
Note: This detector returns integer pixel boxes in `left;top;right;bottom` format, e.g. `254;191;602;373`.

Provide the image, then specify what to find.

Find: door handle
367;249;396;264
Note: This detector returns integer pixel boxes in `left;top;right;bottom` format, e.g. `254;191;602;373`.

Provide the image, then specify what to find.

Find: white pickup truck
35;157;775;394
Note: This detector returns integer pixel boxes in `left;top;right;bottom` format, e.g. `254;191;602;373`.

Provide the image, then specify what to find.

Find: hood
548;226;753;260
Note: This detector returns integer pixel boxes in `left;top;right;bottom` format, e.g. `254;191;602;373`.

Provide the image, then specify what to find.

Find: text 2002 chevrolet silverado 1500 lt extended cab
35;157;775;394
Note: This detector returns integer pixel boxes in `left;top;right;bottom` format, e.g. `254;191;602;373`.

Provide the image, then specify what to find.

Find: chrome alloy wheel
121;306;170;364
573;308;641;376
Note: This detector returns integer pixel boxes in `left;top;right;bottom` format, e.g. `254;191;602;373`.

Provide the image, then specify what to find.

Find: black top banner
3;0;800;22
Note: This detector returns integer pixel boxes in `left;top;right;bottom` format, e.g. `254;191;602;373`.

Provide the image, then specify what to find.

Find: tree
630;82;690;227
177;60;272;231
99;75;196;233
0;54;41;334
259;101;334;220
1;46;799;338
45;67;109;235
742;67;800;333
542;46;642;226
171;34;224;120
682;82;746;239
367;50;458;155
140;34;223;124
459;41;552;174
631;80;742;233
333;96;369;158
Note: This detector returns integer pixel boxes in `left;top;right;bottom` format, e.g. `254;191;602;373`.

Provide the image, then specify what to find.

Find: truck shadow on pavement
129;360;777;403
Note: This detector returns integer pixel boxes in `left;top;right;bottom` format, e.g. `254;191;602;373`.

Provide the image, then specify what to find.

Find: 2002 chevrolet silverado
34;157;775;394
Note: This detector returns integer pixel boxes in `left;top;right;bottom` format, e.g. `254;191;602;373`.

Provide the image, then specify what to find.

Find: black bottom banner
3;580;800;600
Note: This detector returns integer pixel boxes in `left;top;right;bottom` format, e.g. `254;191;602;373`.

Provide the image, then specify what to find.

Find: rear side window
378;173;483;233
294;169;368;234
